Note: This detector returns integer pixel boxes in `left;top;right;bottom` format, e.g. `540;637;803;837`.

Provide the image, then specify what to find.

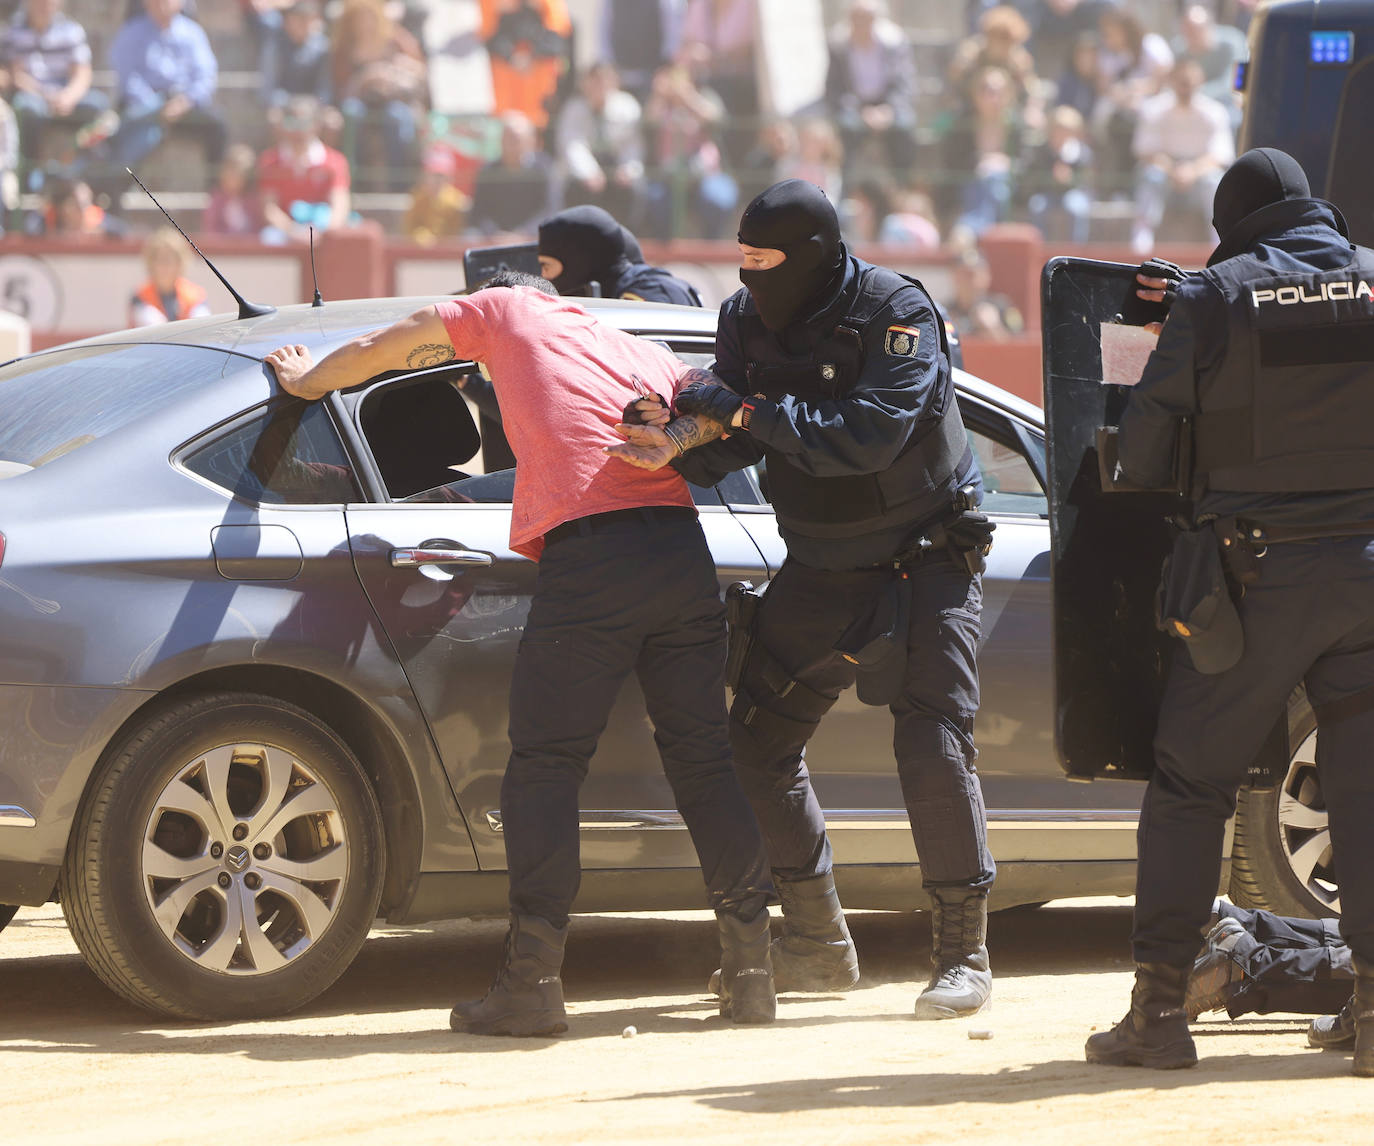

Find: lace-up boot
1085;963;1197;1069
450;914;569;1037
914;887;992;1020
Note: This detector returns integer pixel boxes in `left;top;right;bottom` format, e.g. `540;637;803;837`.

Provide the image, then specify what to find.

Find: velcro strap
747;643;835;720
1259;321;1374;368
730;686;823;742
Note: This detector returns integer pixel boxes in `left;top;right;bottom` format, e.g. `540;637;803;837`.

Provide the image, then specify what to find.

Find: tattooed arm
605;413;731;471
265;306;455;400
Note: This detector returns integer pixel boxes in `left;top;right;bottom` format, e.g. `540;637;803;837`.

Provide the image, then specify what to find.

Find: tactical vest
736;265;970;538
1192;244;1374;494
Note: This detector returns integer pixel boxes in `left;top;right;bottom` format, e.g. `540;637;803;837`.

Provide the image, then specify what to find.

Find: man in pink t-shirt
265;271;774;1037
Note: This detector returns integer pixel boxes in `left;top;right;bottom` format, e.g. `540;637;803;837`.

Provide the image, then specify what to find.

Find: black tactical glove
621;391;667;425
674;381;744;427
930;510;996;576
1138;256;1187;310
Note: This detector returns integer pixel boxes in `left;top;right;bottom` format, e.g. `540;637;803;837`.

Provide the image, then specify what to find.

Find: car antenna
126;167;276;321
308;226;323;307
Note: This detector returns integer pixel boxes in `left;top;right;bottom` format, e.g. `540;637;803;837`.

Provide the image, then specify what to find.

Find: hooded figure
737;179;846;331
537;205;702;306
1211;146;1311;241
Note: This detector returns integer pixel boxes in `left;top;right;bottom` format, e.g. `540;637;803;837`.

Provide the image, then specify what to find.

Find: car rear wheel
1230;703;1337;919
61;692;385;1019
0;904;17;933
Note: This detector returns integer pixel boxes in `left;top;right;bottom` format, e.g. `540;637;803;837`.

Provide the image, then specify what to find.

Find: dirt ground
1;897;1366;1145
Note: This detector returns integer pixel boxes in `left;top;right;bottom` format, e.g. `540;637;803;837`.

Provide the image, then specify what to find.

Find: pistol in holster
724;580;763;692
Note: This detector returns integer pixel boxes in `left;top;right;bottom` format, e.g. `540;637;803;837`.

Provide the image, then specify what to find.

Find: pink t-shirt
436;288;695;561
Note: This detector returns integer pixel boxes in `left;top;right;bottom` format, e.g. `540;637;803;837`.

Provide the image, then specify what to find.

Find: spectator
1028;0;1110;85
3;0;107;161
202;143;265;236
1051;31;1100;120
257;95;352;243
467;110;557;236
239;0;291;52
680;0;759;164
825;0;917;191
782;117;844;205
1130;57;1233;251
949;5;1042;128
0;95;18;229
738;118;797;204
942;65;1023;239
480;0;570;132
129;225;212;327
331;0;427;193
103;0;226;189
643;60;735;239
29;174;127;236
880;185;942;249
404;145;469;245
1091;8;1174;191
599;0;684;102
945;246;1024;339
260;0;331;108
1173;4;1246;114
553;62;644;226
1023;103;1094;241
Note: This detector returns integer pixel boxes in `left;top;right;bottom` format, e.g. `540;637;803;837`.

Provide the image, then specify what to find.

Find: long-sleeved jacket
110;13;217;110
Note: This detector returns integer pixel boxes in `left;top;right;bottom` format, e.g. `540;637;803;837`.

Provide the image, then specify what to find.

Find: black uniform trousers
1212;901;1352;1018
729;551;996;891
1135;535;1374;968
501;510;772;929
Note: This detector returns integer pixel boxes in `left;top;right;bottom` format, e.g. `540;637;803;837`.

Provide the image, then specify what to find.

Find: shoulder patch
884;324;921;357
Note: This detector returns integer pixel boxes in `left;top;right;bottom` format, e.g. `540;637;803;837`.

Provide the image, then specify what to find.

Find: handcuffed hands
621;391;671;426
604;422;678;470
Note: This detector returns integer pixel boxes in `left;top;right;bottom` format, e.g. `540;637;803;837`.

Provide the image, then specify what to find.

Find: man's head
144;0;183;30
47;177;92;233
1181;4;1214;53
1169;58;1203;105
473;269;558;296
581;63;619;110
1212;147;1311;240
499;112;537;167
277;95;322;149
537;205;628;295
736;179;844;331
283;0;321;44
24;0;60;32
848;0;883;43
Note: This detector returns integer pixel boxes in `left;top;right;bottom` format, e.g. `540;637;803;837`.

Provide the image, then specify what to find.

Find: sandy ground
1;898;1366;1146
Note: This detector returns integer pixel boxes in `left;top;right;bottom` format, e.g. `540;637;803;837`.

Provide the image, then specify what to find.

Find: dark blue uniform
675;251;995;900
1118;194;1374;978
610;260;703;307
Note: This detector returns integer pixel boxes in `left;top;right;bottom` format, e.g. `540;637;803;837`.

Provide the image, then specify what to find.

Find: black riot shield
462;243;541;291
1042;257;1184;781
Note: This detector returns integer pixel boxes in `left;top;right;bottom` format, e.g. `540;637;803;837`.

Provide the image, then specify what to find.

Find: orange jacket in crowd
480;0;570;130
129;278;210;327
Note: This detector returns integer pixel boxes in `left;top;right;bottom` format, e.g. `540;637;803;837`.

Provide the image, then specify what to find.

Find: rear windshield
0;343;236;476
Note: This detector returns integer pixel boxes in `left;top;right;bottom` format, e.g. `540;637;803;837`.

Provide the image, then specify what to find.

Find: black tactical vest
736;265;970;538
1193;244;1374;494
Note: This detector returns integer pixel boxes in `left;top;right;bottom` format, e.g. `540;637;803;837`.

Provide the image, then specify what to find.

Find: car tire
0;904;17;933
61;692;385;1020
1230;700;1337;919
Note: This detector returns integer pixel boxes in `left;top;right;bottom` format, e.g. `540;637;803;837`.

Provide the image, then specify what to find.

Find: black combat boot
708;872;859;996
449;914;569;1037
1085;963;1198;1069
1308;996;1356;1051
914;887;992;1019
1353;956;1374;1077
716;908;777;1024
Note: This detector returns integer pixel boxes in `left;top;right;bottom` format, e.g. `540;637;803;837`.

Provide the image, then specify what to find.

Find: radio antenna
127;167;276;321
308;227;324;307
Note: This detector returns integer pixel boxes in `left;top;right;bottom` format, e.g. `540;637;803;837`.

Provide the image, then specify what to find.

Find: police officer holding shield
1086;148;1374;1075
615;179;997;1019
537;205;703;306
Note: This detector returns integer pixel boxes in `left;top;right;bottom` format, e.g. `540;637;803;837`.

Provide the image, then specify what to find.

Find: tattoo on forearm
679;366;725;387
664;414;726;453
407;343;457;368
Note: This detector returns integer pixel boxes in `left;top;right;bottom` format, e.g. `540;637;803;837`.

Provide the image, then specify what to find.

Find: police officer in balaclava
1085;148;1374;1075
536;205;702;305
617;178;998;1021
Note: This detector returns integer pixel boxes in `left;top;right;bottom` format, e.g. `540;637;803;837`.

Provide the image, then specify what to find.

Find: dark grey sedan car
0;297;1332;1019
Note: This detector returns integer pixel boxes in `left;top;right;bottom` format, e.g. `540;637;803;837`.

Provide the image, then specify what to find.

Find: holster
1155;526;1244;674
835;570;912;707
724;581;762;692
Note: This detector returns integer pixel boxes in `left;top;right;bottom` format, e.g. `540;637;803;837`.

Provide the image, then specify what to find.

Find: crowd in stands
0;0;1254;283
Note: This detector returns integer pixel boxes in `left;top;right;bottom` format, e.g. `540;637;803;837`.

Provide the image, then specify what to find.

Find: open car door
1041;256;1182;782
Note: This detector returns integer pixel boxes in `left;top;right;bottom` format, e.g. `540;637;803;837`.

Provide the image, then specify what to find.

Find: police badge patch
884;324;921;357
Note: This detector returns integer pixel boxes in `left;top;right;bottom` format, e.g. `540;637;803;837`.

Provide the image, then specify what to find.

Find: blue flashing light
1309;31;1354;66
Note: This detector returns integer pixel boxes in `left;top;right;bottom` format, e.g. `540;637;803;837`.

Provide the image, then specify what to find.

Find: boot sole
1308;1033;1356;1051
1084;1042;1197;1069
449;1010;569;1038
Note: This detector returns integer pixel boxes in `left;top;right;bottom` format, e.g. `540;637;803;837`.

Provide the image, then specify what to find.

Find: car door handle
390;547;493;568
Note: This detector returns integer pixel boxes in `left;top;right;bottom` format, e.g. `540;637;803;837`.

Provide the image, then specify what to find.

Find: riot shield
462;243;541;291
1042;257;1183;781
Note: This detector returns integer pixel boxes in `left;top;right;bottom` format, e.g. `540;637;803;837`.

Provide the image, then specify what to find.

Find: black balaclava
537;206;630;295
619;223;644;264
737;179;844;331
1212;147;1311;240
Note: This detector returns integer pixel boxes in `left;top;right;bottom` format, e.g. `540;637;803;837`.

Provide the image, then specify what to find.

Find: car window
967;423;1047;516
360;372;482;499
0;343;236;477
183;401;359;504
